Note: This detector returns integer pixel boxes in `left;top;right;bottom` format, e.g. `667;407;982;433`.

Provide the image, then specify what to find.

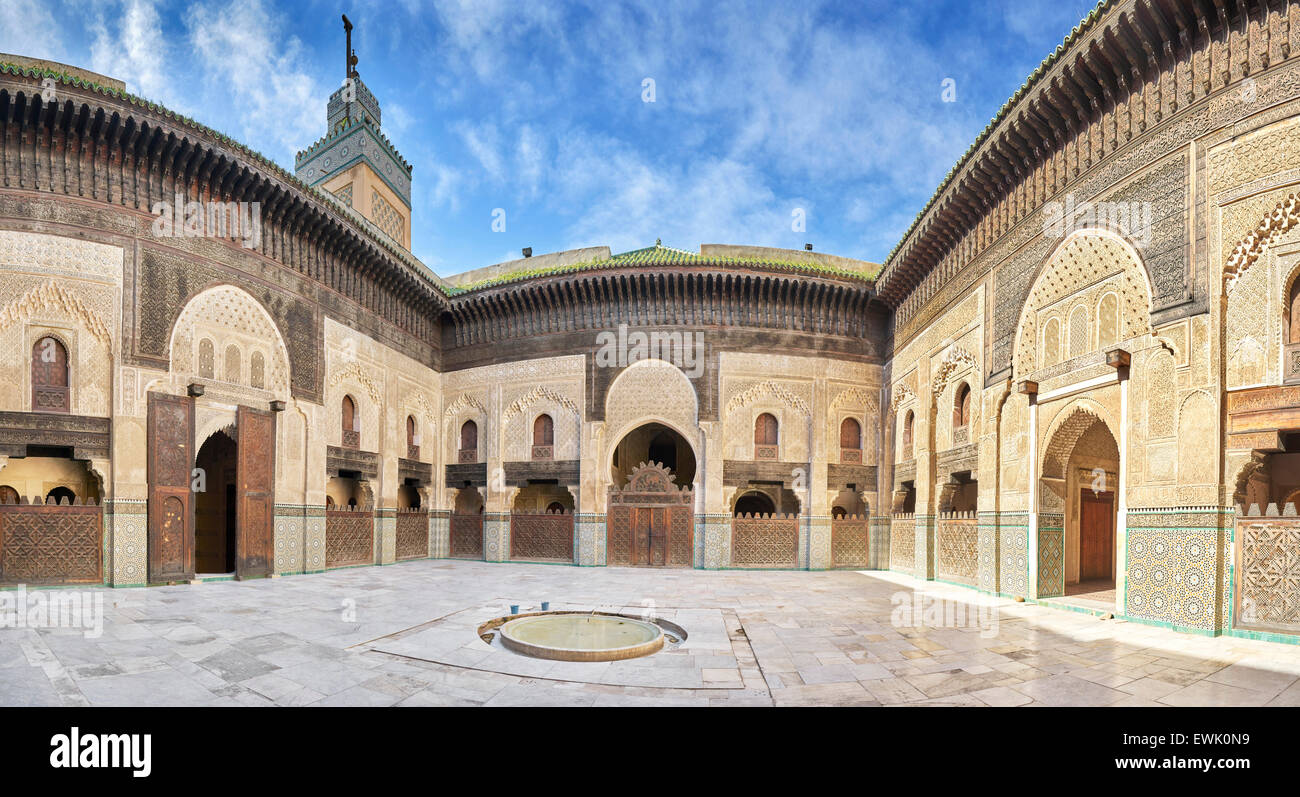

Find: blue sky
2;0;1101;277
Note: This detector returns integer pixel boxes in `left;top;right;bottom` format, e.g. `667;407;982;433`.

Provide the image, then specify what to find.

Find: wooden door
148;393;195;583
235;405;275;579
1080;490;1114;581
632;508;650;566
648;507;668;566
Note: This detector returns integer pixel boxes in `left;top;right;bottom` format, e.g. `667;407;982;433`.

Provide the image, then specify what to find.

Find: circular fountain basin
498;613;664;662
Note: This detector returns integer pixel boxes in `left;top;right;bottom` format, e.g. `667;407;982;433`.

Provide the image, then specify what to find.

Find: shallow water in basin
502;614;660;651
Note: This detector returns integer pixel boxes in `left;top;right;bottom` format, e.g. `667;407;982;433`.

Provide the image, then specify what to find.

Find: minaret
295;14;413;250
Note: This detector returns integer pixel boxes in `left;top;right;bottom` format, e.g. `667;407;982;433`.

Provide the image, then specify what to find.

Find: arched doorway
733;491;775;516
450;486;485;559
510;484;575;562
607;456;694;568
1040;407;1120;602
195;430;237;574
610;422;696;487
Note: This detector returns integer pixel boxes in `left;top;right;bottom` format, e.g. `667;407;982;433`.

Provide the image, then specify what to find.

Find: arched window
734;491;776;516
198;338;215;379
0;485;19;504
532;414;554;459
840;417;862;449
341;395;359;449
459;420;478;462
1042;317;1060;368
953;383;971;428
546;501;567;514
406;415;419;459
903;410;915;459
1097;293;1119;348
840;417;862;463
31;336;69;413
250;351;266;390
754;412;778;459
46;486;76;505
1068;305;1089;359
224;344;241;383
1290;276;1300;344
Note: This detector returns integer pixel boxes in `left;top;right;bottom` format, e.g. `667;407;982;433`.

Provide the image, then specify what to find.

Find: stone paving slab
5;561;1300;706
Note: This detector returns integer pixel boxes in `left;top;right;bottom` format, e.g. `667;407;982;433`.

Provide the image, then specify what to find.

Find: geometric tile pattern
273;507;305;575
1126;528;1218;631
1036;521;1064;599
106;500;147;587
429;512;450;559
977;514;998;593
999;521;1028;598
702;515;730;569
807;516;830;570
574;514;603;566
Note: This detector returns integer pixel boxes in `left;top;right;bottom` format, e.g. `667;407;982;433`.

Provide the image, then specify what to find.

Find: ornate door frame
607;462;693;567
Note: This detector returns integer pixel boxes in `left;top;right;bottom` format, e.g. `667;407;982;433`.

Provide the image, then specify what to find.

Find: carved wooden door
1080;490;1114;581
236;405;275;579
632;508;650;566
648;507;668;566
148;393;195;583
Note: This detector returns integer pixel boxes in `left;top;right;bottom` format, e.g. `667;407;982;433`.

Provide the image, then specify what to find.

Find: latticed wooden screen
510;512;573;562
325;508;374;568
1236;516;1300;632
891;515;915;570
395;510;428;561
450;513;484;559
731;514;798;568
607;505;633;566
0;503;102;585
831;515;869;568
937;513;978;585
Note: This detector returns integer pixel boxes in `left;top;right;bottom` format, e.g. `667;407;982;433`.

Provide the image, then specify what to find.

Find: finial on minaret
342;14;359;79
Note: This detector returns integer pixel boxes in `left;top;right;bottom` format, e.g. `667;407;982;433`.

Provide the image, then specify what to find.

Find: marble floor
4;560;1300;706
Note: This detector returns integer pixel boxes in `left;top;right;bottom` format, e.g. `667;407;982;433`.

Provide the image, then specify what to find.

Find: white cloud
0;0;70;64
186;0;322;163
86;0;182;110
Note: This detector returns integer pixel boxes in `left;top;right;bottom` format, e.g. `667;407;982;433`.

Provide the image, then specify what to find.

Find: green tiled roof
448;241;879;295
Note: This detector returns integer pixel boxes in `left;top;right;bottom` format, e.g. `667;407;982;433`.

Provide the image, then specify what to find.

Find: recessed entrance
1039;407;1119;603
611;422;696;487
1079;489;1115;582
195;430;237;574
